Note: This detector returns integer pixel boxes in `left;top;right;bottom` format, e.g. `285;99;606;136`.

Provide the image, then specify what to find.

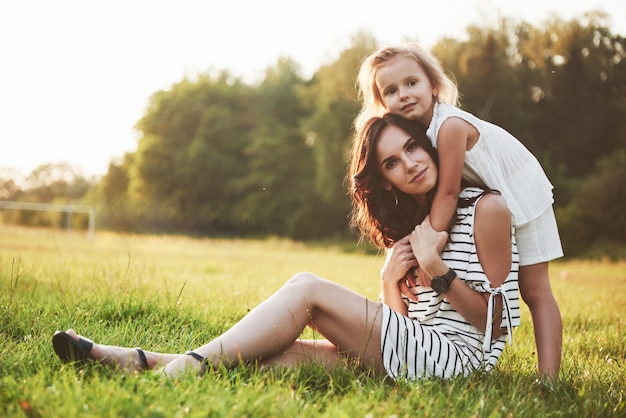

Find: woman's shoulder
458;186;487;200
459;187;509;216
473;190;510;222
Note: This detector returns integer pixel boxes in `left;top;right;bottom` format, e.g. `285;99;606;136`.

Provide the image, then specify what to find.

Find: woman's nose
402;155;417;172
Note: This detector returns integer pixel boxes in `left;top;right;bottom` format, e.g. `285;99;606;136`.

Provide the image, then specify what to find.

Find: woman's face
375;124;437;203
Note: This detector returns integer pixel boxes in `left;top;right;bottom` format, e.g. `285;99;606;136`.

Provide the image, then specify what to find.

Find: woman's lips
410;167;427;184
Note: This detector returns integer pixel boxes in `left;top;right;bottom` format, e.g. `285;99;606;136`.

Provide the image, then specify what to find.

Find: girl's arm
412;194;511;334
380;235;419;316
429;117;475;233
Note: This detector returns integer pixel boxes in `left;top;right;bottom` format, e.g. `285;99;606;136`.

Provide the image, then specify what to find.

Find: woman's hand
381;235;419;302
410;216;449;280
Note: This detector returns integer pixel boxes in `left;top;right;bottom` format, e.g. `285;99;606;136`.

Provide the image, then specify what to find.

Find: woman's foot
158;351;209;378
52;329;152;373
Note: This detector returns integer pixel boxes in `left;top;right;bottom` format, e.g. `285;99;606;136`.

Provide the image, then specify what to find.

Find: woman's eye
385;160;397;169
407;142;418;152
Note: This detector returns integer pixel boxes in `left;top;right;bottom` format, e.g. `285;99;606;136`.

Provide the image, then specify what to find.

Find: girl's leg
519;262;562;379
163;272;385;377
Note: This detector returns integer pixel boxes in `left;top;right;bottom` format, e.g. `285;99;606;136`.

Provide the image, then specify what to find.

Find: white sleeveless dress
426;102;554;227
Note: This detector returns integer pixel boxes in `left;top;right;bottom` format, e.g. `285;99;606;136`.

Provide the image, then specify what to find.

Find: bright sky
1;0;624;178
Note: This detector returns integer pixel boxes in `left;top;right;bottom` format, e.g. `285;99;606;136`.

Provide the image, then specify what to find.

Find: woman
52;114;519;380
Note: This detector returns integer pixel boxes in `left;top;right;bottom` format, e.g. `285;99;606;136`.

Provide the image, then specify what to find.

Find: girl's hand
381;235;418;300
410;216;449;278
414;266;431;287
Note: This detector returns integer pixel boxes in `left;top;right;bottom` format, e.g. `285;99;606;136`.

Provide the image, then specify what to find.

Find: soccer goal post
0;200;95;238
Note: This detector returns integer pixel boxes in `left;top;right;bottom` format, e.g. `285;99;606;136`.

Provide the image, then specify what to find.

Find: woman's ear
381;180;392;191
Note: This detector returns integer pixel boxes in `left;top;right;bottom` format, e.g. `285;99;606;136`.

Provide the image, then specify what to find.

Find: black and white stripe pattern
381;188;520;380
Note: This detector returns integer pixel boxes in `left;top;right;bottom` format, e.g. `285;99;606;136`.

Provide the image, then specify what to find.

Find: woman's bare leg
162;272;385;377
519;262;562;379
56;329;182;372
258;339;343;371
58;272;385;378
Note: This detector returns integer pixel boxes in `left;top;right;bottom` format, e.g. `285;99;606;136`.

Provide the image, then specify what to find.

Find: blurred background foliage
2;12;625;258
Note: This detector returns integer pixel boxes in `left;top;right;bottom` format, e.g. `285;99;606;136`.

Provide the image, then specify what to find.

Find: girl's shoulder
436;103;480;125
430;103;481;138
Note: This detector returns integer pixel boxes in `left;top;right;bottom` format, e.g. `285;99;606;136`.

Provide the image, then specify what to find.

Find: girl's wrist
381;278;401;291
421;257;448;278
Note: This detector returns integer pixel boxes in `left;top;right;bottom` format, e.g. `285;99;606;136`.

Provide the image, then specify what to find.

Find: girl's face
376;124;437;203
375;55;437;127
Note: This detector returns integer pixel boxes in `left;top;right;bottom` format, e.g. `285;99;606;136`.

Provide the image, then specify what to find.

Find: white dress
380;188;521;380
426;102;554;227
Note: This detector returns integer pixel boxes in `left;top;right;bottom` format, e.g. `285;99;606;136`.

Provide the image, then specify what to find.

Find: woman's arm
380;235;419;316
411;193;512;334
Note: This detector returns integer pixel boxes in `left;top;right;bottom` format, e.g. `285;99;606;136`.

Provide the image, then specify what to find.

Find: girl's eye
384;88;396;96
408;79;417;86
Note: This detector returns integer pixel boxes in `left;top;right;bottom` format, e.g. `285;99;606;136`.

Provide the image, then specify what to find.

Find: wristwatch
431;268;457;295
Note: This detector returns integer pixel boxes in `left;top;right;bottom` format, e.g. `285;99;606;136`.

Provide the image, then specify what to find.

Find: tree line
2;11;625;258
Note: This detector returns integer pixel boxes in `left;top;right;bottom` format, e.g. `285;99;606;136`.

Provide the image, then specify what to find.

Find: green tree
557;150;626;257
233;58;316;237
300;32;377;236
530;12;626;183
130;72;255;233
95;153;133;231
6;163;94;228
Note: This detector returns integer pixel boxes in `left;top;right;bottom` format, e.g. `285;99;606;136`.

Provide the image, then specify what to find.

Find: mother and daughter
52;43;562;381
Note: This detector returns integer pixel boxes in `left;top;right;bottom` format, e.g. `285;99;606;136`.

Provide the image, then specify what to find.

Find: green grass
0;226;624;417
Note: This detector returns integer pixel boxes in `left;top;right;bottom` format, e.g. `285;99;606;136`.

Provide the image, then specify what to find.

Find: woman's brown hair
348;113;438;248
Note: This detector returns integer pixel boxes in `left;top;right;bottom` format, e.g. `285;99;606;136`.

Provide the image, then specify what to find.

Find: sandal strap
185;351;209;366
135;348;149;370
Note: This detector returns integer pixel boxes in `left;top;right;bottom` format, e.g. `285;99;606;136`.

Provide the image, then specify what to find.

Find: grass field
1;226;624;417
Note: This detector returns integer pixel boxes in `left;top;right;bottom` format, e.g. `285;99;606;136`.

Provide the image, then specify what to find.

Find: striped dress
380;187;520;380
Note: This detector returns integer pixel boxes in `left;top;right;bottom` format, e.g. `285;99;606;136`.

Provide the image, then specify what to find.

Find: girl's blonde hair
354;43;459;133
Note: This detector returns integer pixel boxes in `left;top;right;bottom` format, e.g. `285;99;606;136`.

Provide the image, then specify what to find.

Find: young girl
355;43;563;379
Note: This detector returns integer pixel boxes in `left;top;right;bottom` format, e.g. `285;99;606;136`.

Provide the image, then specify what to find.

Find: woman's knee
284;272;333;300
285;271;322;290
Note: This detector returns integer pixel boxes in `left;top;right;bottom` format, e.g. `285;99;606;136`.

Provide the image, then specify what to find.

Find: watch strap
441;268;456;285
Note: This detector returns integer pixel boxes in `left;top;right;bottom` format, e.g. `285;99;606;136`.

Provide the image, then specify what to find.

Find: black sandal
52;331;93;363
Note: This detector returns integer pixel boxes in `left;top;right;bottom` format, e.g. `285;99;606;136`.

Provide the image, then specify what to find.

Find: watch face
431;277;447;294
